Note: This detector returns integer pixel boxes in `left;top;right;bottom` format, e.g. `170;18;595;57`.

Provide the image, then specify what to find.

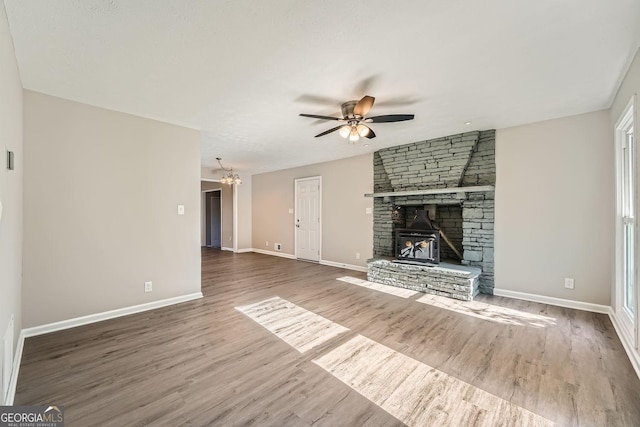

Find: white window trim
614;95;638;348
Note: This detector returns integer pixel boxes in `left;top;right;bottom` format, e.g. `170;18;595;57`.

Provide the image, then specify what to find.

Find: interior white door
295;177;321;261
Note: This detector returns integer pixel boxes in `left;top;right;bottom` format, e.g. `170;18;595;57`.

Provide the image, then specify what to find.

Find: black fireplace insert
395;229;440;264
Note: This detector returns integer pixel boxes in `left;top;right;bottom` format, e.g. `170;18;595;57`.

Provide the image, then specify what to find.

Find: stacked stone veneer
371;130;496;294
368;260;480;301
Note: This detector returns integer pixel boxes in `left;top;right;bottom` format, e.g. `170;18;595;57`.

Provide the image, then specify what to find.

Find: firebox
394;209;440;264
395;229;440;264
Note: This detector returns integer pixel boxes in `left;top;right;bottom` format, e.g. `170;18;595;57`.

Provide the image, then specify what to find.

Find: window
623;123;635;317
616;96;637;344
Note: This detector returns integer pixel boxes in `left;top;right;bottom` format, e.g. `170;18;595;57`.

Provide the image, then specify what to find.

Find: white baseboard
22;292;203;338
320;260;368;273
5;330;24;405
6;293;202;405
221;247;234;252
492;288;609;314
249;248;367;272
235;248;253;254
608;307;640;379
251;248;296;259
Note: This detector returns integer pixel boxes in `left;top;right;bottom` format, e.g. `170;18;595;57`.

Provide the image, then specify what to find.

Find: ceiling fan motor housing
341;100;359;118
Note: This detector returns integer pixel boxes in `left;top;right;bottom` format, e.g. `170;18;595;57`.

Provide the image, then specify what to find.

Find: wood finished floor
15;248;640;426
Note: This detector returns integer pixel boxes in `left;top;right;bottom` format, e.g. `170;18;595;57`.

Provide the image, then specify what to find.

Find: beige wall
200;181;233;247
495;110;613;305
236;176;252;250
252;154;373;267
0;2;23;399
23;91;202;328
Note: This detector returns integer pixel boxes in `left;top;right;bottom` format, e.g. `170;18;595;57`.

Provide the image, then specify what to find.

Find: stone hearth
368;260;481;301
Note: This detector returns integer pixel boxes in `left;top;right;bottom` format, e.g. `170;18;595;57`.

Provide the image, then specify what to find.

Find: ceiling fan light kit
300;95;414;143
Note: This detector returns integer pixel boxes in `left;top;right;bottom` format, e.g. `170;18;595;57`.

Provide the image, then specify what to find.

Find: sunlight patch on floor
416;294;556;328
337;276;419;298
313;335;553;427
235;296;349;353
238;296;553;425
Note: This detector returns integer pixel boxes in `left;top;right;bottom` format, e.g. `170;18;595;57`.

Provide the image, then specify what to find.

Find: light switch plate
6;150;14;170
177;205;185;215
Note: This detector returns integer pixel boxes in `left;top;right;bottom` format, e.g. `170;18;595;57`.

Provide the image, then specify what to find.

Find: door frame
201;187;222;248
294;176;322;261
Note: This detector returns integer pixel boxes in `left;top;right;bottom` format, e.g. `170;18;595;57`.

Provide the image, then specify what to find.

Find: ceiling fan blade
367;114;415;123
364;128;376;139
353;95;375;117
314;125;345;138
300;113;343;121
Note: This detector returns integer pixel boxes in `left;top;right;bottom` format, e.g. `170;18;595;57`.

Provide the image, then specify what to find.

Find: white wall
252;154;373;267
23;91;202;328
495;110;613;305
0;1;23;402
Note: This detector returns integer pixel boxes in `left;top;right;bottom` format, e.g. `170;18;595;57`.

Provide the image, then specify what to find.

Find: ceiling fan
299;95;414;142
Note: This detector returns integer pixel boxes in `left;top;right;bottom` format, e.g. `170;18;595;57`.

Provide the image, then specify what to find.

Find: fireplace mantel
364;185;494;199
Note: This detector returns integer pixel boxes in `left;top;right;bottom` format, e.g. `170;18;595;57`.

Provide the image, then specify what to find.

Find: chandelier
216;157;242;185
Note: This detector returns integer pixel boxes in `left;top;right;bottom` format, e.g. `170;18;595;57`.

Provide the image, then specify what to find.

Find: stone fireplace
367;130;496;297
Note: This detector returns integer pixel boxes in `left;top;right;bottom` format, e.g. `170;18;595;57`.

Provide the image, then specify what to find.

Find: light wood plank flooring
15;249;640;426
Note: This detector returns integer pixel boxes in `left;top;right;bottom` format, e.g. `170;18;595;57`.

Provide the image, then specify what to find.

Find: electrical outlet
356;252;361;260
275;243;282;251
145;281;153;293
266;241;269;247
564;278;574;289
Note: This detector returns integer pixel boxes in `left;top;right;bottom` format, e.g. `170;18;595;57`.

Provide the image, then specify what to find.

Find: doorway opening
204;189;222;248
201;180;234;251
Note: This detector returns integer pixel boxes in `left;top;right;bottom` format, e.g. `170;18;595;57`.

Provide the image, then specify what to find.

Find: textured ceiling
4;0;640;175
